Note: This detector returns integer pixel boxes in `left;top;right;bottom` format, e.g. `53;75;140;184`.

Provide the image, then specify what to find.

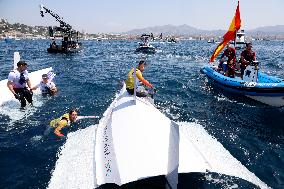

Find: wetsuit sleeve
136;72;153;88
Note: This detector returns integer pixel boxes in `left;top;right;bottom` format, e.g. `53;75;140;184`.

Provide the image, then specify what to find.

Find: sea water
0;39;283;188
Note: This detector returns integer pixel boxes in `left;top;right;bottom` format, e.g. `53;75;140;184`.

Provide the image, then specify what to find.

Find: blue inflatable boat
201;62;284;107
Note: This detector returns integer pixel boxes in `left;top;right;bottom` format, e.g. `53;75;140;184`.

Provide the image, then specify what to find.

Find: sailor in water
7;61;33;108
47;109;79;137
125;60;154;97
31;74;57;96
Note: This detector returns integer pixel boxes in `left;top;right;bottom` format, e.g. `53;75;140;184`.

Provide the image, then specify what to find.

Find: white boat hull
246;95;284;107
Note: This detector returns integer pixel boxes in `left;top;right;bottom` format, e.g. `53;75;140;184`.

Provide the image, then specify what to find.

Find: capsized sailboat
47;84;270;188
0;52;53;107
201;1;284;107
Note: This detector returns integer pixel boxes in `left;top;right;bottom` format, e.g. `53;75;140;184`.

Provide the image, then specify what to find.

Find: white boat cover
48;85;270;189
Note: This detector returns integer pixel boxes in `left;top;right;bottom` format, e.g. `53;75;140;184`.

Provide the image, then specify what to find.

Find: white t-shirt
37;81;56;94
7;69;29;88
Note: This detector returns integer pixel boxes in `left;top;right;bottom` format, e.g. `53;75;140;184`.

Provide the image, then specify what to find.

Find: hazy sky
0;0;283;33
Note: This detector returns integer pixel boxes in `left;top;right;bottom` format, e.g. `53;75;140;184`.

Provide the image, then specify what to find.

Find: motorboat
135;34;156;54
40;5;82;53
135;43;156;54
206;1;284;107
47;39;82;53
201;61;284;107
47;84;270;188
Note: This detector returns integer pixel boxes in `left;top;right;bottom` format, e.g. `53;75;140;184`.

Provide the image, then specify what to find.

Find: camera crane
39;5;82;53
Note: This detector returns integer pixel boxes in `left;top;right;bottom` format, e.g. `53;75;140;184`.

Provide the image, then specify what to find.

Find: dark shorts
126;88;148;97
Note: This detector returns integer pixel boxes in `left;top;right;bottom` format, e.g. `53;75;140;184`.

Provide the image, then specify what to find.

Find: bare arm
26;78;32;89
31;86;38;90
54;119;68;137
137;73;153;88
7;81;16;95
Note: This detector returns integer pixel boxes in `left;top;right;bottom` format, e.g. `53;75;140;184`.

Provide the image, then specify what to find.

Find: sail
210;1;241;62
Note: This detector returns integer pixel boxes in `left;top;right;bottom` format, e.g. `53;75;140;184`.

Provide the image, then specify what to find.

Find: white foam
48;125;98;189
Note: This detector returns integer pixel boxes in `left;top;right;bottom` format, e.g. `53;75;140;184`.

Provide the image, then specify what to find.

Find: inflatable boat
201;62;284;107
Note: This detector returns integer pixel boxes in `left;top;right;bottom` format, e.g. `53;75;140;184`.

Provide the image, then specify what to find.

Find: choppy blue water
0;39;283;189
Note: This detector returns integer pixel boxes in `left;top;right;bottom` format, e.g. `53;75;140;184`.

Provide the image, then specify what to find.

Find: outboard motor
243;61;259;82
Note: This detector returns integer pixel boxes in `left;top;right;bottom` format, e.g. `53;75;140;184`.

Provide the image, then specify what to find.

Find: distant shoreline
1;18;284;40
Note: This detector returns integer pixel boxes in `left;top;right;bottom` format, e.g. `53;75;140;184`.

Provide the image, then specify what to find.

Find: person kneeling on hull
125;60;154;97
46;109;79;137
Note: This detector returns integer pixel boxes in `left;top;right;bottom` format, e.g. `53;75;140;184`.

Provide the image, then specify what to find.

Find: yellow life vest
49;113;70;128
125;68;142;89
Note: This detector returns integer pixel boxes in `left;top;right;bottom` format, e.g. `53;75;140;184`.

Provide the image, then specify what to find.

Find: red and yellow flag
210;1;241;62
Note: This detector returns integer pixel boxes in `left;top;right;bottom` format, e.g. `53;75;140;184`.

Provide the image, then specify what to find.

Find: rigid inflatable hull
202;66;284;107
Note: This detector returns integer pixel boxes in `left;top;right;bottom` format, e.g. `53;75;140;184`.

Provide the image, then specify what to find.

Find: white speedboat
47;84;270;189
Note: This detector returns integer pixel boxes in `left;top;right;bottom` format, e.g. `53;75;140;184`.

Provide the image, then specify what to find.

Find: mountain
123;24;284;37
123;24;226;36
247;25;284;35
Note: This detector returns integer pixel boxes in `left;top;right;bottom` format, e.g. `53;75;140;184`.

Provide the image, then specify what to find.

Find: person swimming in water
31;73;58;96
45;109;99;137
46;108;79;137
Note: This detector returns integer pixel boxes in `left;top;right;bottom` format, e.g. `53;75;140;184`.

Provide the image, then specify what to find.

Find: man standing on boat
125;60;154;97
218;44;236;77
240;42;256;77
7;61;33;108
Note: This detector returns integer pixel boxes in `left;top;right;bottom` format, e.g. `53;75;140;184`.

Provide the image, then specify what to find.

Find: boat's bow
94;84;179;187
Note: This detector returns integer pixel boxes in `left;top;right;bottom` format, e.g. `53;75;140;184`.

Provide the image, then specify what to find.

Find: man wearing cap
7;60;33;108
125;60;154;97
240;42;256;77
31;74;57;96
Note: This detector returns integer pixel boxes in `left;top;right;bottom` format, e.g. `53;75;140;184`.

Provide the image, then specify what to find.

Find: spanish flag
210;1;241;62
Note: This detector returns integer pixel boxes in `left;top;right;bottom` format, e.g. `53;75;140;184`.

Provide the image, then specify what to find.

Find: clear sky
0;0;283;33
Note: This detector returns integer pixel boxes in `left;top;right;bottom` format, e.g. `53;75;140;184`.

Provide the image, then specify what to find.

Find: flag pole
234;30;237;48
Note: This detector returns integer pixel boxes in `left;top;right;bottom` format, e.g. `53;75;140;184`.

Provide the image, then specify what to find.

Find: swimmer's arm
76;115;99;120
54;120;67;137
